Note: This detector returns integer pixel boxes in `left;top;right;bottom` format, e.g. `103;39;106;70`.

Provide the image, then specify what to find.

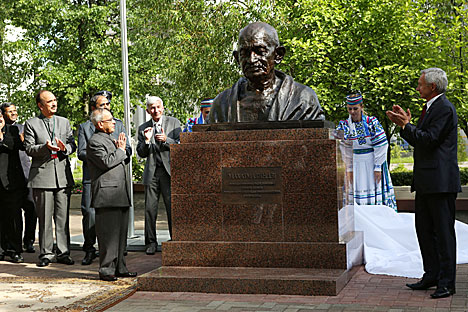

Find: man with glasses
77;92;131;265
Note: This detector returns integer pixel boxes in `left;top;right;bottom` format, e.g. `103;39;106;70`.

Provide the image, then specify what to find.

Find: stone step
137;266;359;296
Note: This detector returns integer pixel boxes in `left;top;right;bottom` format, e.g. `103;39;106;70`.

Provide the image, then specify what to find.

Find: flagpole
119;0;136;238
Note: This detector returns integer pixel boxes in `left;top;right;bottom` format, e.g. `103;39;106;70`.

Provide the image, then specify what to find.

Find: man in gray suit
24;90;76;267
86;108;136;281
78;93;131;265
137;96;181;255
1;102;37;253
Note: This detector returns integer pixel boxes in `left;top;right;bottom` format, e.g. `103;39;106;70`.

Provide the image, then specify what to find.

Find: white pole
120;0;136;238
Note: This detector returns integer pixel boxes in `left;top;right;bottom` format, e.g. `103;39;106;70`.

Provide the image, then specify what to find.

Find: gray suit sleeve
24;120;50;158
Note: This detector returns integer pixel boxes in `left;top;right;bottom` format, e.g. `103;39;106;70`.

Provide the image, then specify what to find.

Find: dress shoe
10;253;24;263
116;271;137;278
81;251;97;265
57;255;75;265
146;245;157;255
37;258;51;267
100;275;117;282
406;279;438;290
430;286;456;299
24;242;35;253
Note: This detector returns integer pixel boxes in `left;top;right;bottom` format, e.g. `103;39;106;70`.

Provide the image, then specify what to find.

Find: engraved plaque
222;167;282;204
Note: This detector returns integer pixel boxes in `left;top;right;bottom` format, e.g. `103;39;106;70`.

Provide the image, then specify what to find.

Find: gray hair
90;108;106;127
146;96;163;109
421;68;448;94
90;95;106;109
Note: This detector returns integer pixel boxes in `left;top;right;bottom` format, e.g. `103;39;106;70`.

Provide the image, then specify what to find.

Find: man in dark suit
78;92;131;265
24;90;76;267
1;102;37;253
387;67;461;299
0;112;25;263
137;96;181;255
86;108;136;281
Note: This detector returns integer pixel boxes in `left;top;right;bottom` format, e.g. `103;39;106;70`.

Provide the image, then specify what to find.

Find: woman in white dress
336;94;397;210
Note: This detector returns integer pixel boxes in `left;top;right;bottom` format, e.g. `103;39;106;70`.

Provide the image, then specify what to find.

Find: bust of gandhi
210;22;325;123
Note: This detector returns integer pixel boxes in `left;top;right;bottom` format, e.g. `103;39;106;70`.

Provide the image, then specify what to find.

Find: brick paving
0;207;467;311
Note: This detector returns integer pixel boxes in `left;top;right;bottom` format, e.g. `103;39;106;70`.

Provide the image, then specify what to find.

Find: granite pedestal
138;121;363;296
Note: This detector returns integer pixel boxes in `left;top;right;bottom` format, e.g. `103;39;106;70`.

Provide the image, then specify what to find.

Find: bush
72;180;83;194
390;171;413;186
391;167;468;186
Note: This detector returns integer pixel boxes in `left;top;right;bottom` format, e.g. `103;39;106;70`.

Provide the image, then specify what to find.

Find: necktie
420;104;427;121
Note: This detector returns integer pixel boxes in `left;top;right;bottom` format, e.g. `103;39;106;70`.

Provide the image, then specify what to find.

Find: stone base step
137;266;359;296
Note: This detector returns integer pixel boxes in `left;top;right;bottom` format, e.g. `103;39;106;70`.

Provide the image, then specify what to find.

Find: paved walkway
0;207;467;311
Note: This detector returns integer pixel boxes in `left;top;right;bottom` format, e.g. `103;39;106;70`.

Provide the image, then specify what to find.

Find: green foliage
390;171;413;186
71;180;83;194
391;167;468;185
132;155;145;182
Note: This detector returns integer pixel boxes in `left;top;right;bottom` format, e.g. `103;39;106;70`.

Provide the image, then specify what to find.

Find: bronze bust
210;22;325;123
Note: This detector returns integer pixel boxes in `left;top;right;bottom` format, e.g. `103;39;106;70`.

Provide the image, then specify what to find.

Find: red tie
420;104;427;121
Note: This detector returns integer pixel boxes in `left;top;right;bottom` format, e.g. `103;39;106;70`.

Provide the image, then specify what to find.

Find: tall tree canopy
1;0;467;145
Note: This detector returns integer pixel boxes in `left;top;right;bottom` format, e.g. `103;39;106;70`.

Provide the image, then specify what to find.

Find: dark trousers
95;206;129;276
0;186;23;254
81;183;96;253
144;167;171;247
415;192;457;288
22;187;37;246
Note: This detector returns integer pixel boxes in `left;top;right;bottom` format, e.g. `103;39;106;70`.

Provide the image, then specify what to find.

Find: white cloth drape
354;204;468;278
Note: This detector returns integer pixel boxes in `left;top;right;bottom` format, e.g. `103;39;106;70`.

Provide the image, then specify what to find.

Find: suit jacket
13;123;32;180
400;94;461;194
0;124;27;191
78;118;132;184
86;131;131;208
136;115;181;185
24;114;76;189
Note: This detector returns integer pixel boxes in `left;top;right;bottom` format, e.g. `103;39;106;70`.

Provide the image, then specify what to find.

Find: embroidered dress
336;114;397;210
183;113;204;132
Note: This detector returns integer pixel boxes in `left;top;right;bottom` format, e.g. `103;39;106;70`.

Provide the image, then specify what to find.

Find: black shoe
430;287;456;299
57;256;75;265
100;274;117;282
116;271;137;278
37;258;51;267
406;279;438;290
10;253;24;263
146;245;156;255
24;242;35;253
81;252;97;265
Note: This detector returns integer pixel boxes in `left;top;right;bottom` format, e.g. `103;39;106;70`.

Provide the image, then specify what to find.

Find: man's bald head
238;22;280;48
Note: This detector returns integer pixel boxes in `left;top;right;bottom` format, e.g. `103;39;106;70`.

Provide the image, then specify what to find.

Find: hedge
390;167;468;186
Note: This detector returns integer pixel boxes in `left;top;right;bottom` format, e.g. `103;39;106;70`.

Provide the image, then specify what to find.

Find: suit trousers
33;188;71;260
95;206;129;276
415;192;457;288
80;182;96;253
144;167;172;247
0;186;23;254
22;187;37;245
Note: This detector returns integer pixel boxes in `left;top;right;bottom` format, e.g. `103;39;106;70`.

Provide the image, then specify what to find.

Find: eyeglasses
101;118;114;123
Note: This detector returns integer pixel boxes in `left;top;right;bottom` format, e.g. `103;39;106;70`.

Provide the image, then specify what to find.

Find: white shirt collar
426;93;443;110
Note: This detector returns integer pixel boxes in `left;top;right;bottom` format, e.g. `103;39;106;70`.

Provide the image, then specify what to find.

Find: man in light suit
86;108;136;281
137;96;181;255
387;68;461;299
24;90;76;267
1;102;37;253
78;92;131;265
